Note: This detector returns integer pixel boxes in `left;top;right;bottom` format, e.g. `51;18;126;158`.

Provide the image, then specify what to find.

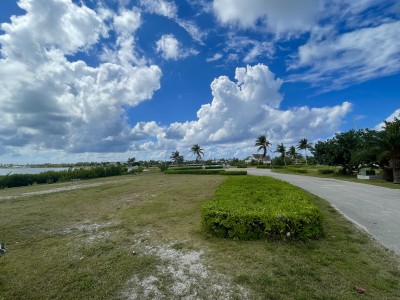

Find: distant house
245;154;272;164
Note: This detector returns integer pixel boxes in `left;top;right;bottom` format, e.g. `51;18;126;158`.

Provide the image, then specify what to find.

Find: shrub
220;171;247;175
128;167;144;174
256;165;270;169
164;169;224;175
286;167;308;173
365;169;376;176
201;176;324;241
236;164;247;168
158;164;169;171
318;168;335;174
0;166;128;189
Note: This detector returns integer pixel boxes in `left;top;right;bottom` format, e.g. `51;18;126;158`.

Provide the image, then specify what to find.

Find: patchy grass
0;171;399;299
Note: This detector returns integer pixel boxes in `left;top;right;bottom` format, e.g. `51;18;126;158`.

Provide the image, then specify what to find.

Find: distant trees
170;151;184;165
312;130;373;171
127;157;140;166
275;143;287;166
287;145;301;161
353;116;400;183
255;135;271;158
191;144;204;163
297;138;313;165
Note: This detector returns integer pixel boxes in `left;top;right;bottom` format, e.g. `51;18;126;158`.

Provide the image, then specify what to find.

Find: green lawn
0;171;399;299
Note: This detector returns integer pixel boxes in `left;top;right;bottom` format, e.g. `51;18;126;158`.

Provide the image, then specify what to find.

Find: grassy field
271;166;400;189
0;171;399;299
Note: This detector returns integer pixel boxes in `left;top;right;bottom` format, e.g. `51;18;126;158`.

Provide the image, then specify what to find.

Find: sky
0;0;399;164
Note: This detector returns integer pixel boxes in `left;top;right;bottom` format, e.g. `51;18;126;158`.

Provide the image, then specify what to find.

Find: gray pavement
246;168;400;255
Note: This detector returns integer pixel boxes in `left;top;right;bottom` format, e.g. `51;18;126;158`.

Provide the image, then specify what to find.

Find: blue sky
0;0;399;163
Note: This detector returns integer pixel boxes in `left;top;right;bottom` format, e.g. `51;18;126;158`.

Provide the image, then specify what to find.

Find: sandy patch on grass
122;232;250;299
50;220;117;244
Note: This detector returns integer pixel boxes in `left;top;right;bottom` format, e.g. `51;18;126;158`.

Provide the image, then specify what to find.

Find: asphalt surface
247;168;400;255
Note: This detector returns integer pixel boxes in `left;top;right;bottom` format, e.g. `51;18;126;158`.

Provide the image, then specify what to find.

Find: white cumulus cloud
375;108;400;130
156;34;198;60
212;0;322;35
0;0;162;156
164;64;351;153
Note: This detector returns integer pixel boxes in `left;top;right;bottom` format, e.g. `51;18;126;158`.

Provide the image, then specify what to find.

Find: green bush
201;176;324;241
0;166;128;189
164;169;247;175
318;168;335;174
169;166;201;170
220;171;247;175
158;164;169;171
256;165;270;169
366;169;376;176
286;167;308;173
164;169;224;175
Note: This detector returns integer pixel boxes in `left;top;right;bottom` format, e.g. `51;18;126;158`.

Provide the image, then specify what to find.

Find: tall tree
366;116;400;183
297;138;313;165
287;145;300;160
170;151;183;165
275;143;287;166
191;144;204;163
255;135;271;159
127;157;136;166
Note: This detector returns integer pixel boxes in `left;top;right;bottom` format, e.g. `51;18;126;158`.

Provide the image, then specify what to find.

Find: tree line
254;115;399;184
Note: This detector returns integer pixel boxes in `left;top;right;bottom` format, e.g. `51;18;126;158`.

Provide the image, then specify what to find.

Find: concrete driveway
247;168;400;256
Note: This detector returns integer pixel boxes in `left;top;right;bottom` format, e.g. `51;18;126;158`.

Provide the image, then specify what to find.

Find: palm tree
170;151;183;165
287;145;299;160
255;135;271;159
368;119;400;184
297;138;313;165
275;143;287;166
191;144;204;163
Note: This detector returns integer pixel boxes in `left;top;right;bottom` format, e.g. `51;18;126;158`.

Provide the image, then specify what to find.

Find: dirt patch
122;232;250;299
50;220;117;244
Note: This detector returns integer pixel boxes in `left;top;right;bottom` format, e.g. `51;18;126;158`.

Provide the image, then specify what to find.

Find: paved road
247;168;400;255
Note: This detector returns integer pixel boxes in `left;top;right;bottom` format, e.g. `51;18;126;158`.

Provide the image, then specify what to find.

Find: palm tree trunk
389;158;400;184
304;149;308;165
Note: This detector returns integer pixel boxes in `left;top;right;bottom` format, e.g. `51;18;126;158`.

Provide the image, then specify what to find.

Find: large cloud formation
140;64;351;159
0;0;356;162
0;0;162;157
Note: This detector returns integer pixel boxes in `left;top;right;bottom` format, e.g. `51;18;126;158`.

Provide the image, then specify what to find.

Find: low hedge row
164;169;247;175
318;168;335;174
0;166;130;189
221;171;247;175
169;165;224;170
201;176;324;241
256;165;270;169
286;167;308;173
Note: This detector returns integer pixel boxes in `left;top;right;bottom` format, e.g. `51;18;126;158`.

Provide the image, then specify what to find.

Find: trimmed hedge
201;176;324;241
164;169;247;175
318;168;335;174
221;171;247;175
0;166;129;189
165;169;223;175
286;167;308;173
169;165;224;171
